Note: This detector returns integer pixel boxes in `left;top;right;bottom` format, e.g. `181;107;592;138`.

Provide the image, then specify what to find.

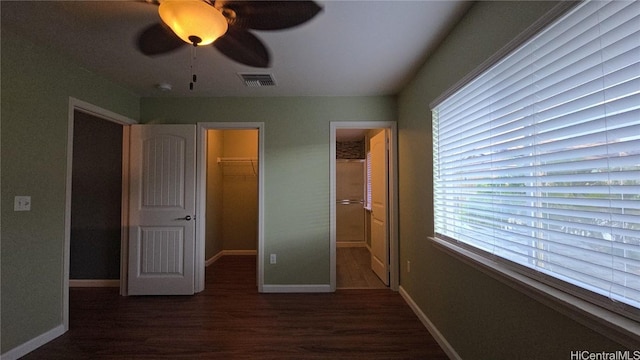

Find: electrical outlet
407;260;411;273
270;254;277;264
14;196;31;211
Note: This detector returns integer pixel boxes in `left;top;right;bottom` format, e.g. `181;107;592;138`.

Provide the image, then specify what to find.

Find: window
432;0;640;320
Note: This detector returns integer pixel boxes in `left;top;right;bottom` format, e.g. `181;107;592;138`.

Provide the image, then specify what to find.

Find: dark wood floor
23;256;448;359
336;247;387;289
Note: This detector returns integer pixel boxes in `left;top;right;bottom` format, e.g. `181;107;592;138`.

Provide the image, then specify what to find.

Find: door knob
180;215;192;221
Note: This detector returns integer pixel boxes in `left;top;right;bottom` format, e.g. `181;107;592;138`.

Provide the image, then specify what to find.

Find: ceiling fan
137;0;322;68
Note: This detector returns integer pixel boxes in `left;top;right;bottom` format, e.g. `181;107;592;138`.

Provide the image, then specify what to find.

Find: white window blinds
432;0;640;317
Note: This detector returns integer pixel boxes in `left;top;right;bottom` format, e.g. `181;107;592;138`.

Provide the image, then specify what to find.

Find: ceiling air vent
239;73;276;87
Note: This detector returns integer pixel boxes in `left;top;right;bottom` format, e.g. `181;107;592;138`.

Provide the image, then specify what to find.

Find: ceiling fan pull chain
189;45;198;90
192;45;198;83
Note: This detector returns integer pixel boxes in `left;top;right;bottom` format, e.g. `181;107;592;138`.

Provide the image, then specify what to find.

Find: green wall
397;1;629;358
3;1;634;358
1;26;395;352
141;96;396;285
0;29;140;353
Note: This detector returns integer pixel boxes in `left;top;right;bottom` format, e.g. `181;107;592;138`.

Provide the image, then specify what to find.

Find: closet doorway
197;123;265;291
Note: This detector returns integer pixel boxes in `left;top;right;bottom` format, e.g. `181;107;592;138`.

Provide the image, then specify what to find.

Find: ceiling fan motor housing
158;0;228;46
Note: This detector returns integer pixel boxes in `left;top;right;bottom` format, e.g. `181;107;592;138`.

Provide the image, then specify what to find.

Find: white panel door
370;130;389;285
128;124;196;295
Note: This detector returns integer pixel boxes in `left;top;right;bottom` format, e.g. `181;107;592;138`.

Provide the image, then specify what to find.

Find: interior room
205;129;259;264
69;110;123;287
2;1;638;359
335;128;387;289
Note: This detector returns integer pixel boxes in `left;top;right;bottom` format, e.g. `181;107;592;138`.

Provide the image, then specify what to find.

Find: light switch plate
14;196;31;211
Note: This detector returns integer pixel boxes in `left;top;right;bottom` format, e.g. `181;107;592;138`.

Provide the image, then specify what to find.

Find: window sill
428;236;640;349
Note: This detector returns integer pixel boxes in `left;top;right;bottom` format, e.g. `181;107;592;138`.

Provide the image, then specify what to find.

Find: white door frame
196;122;265;292
330;121;399;291
64;97;137;329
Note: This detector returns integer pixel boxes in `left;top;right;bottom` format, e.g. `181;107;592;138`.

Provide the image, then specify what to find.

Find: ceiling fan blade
216;1;322;30
137;23;185;56
213;27;270;68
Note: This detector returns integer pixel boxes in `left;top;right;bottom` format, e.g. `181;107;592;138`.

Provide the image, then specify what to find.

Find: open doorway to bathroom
334;126;395;289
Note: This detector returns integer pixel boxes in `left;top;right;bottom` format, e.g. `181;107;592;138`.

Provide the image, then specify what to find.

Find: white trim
262;284;332;293
69;98;137;126
330;121;399;292
0;325;66;360
221;250;258;256
206;250;258;266
69;280;120;288
336;241;367;248
65;97;137;332
196;125;208;291
119;126;130;296
429;236;640;350
206;252;224;267
196;122;265;293
64;104;73;331
399;287;461;360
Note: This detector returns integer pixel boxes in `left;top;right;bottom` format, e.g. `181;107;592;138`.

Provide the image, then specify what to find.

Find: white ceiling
1;0;472;97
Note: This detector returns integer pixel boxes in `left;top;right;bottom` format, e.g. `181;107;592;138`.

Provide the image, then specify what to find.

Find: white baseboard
206;252;224;266
0;324;66;360
399;286;460;360
69;279;120;287
336;241;367;248
262;284;332;293
222;250;257;256
206;250;257;267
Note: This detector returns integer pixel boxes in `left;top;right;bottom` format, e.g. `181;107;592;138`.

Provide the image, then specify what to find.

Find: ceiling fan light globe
158;0;228;46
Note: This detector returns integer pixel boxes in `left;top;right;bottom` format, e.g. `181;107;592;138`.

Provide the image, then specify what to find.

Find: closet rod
217;157;258;164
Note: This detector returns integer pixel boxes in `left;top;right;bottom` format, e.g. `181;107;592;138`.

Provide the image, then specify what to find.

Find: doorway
63;98;136;329
330;122;399;291
69;110;123;287
196;123;265;292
